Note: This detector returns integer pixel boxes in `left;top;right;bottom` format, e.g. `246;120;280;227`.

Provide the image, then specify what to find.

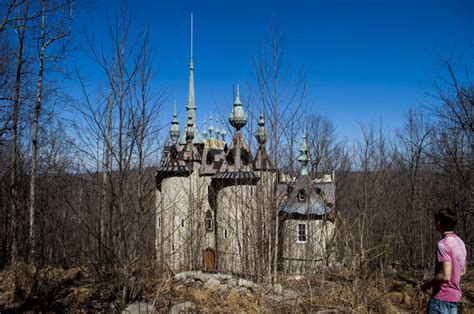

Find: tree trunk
29;1;46;264
10;0;28;264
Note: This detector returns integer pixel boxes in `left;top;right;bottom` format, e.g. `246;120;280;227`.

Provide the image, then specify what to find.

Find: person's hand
420;281;431;292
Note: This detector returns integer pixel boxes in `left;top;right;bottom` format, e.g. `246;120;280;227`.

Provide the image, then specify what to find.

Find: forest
0;0;472;312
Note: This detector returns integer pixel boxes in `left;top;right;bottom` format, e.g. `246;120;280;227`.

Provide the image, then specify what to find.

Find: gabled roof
253;145;273;171
279;175;333;216
156;144;191;190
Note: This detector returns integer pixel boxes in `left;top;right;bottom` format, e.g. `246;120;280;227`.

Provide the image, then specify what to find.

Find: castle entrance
203;248;216;271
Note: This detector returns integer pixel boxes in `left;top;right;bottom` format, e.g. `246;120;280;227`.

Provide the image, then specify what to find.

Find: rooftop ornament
255;112;268;145
208;114;214;139
229;85;248;131
297;134;309;176
169;100;180;144
185;115;195;142
202;119;208;141
215;117;220;139
221;128;227;141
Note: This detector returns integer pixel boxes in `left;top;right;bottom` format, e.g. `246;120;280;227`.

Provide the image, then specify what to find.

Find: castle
155;17;335;276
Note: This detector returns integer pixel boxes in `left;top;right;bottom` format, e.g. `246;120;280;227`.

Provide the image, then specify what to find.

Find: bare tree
10;0;29;264
254;24;307;283
29;0;72;264
0;0;22;33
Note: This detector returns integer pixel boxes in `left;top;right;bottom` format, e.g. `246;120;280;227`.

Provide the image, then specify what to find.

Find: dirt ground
0;263;472;312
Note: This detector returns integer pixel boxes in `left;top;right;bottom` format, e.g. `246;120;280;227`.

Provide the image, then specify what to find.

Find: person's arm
421;241;452;291
421;261;452;291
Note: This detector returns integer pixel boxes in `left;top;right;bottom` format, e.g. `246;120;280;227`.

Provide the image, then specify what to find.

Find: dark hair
434;208;457;231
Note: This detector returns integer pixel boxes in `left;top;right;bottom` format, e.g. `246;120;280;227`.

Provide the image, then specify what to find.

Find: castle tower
210;87;260;274
279;134;336;274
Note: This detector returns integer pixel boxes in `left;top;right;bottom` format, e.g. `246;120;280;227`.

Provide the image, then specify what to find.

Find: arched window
205;210;213;232
298;190;306;202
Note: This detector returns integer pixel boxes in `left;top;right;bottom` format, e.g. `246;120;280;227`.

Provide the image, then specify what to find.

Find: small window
297;223;307;243
241;150;250;165
298;190;306;202
171;243;175;251
226;151;235;165
206;152;214;165
181;219;184;227
223;229;228;239
158;217;161;228
205;210;213;231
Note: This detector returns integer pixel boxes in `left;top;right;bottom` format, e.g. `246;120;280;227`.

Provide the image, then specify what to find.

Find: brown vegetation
1;263;473;312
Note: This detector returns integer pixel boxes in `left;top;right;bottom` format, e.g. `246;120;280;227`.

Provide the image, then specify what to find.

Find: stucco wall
155;162;213;272
216;184;256;275
281;218;335;274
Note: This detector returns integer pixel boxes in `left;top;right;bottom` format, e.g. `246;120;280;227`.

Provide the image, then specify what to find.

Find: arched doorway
203;248;216;271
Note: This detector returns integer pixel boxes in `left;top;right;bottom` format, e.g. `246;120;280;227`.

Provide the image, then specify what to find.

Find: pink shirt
433;233;467;302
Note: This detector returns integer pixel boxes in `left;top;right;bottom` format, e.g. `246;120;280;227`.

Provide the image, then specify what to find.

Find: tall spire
186;12;196;129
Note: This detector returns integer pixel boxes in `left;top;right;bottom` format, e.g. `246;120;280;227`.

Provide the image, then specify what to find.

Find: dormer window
226;151;235;165
241;150;250;165
206;152;213;165
297;190;306;202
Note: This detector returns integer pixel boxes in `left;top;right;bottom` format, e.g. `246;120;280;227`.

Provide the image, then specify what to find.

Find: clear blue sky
72;0;473;142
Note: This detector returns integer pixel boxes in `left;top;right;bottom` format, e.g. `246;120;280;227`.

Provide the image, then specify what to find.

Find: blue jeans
427;298;458;314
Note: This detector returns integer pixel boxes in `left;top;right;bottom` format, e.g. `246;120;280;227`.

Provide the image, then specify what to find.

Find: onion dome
169;100;180;144
229;85;247;131
221;128;227;141
202;119;208;141
255;113;268;145
297;134;309;176
185;115;195;142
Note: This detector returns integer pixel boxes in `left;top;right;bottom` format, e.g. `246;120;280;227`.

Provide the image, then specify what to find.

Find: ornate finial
185;115;195;141
202;119;207;141
229;85;247;131
208;114;214;139
215;117;220;139
235;85;241;104
255;112;268;145
221;128;226;141
297;133;309;176
169;100;180;143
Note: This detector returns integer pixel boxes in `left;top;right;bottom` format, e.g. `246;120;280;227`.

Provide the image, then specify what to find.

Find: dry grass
1;263;473;313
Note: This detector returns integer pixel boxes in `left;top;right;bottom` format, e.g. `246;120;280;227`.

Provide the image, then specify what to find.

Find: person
421;208;467;314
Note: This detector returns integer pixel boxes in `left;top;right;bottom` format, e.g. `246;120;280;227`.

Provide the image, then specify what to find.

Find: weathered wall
155;162;213;272
216;184;256;275
281;218;335;274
